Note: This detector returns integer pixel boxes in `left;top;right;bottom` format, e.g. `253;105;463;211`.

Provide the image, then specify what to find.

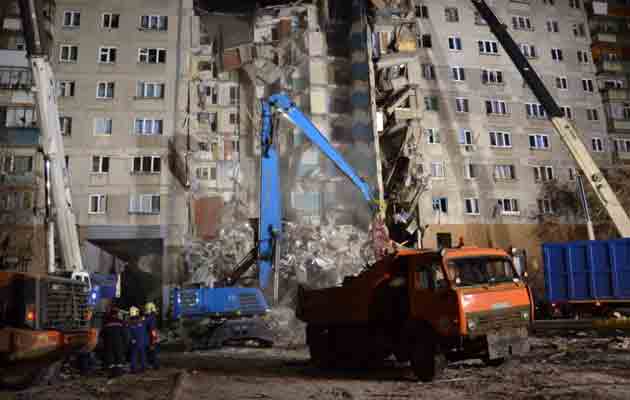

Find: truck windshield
447;257;517;287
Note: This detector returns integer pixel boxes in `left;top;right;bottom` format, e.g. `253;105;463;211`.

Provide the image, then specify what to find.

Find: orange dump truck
296;247;533;381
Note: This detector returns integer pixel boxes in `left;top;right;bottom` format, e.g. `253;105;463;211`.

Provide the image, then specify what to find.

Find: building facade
369;0;605;268
587;0;630;162
0;0;52;273
52;0;197;289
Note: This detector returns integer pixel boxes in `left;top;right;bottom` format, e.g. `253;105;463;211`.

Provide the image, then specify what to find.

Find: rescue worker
102;305;125;377
128;306;147;373
144;302;160;369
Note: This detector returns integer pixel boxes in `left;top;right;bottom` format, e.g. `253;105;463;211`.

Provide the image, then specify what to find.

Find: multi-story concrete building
52;0;197;293
368;0;606;268
586;0;630;162
0;0;53;272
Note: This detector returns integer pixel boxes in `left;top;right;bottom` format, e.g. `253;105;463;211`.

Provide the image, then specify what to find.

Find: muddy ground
3;333;630;400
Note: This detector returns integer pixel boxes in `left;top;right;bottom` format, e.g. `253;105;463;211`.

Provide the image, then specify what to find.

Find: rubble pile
185;220;375;294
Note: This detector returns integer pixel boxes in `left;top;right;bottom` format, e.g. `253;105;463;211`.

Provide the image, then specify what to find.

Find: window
569;0;581;9
140;15;168;31
474;12;487;25
556;76;568;90
63;11;80;27
451;66;465;82
529;134;550;149
582;78;594;93
129;194;160;214
229;113;239;125
455;97;469;113
543;0;555;5
98;46;117;63
430;161;445;179
420;34;432;48
421;64;435;80
592;137;604;152
615;139;630;153
485;99;509;115
5;107;36;127
587;108;599;121
489;131;512;148
138;48;167;64
0;68;31;89
134;118;163;135
424;96;439;111
92;156;110;173
415;5;429;18
498;198;520;215
102;13;120;29
22;192;33;210
94;118;113;135
448;36;462;51
136;81;165;98
96;82;115;99
533;165;554;182
433;197;448;213
561;106;573;120
526;103;547;119
478;40;499;55
425;128;440;144
494;164;516;180
520;43;537;58
229;86;239;105
58;80;75;97
551;48;563;61
89;194;107;214
12;156;33;174
572;23;586;37
205;86;218;104
459;129;473;145
195;166;217;181
625;104;630;120
512;16;533;31
577;50;589;64
604;80;624;89
59;45;78;62
568;167;576;181
445;7;459;22
464;198;480;215
59;116;72;136
481;69;503;85
464;163;478;179
546;20;559;33
538;199;554;215
132;156;161;173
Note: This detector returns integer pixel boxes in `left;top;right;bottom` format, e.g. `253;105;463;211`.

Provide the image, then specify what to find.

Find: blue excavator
172;93;380;348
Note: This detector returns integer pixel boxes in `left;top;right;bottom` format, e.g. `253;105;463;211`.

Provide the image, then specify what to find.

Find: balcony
602;88;630;102
608;119;630;132
591;31;618;43
0;50;28;68
0;173;36;187
596;60;630;74
0;127;40;147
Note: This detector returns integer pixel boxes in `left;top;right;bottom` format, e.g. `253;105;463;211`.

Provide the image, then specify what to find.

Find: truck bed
297;252;412;324
544;239;630;304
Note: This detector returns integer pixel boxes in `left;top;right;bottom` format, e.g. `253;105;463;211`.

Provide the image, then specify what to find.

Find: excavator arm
471;0;630;237
255;93;377;289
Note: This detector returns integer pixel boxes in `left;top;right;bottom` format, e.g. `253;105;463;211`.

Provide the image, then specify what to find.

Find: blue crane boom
257;93;376;288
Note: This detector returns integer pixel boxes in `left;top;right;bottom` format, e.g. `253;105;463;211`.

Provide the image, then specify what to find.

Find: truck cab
297;246;533;381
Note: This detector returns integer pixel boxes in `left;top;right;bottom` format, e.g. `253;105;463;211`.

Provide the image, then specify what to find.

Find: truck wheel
410;340;446;382
482;356;506;367
307;326;333;368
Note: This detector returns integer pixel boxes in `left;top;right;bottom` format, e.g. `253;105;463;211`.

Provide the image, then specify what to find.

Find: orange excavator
0;0;96;388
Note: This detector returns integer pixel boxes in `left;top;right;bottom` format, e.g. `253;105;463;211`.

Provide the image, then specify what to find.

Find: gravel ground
3;334;630;400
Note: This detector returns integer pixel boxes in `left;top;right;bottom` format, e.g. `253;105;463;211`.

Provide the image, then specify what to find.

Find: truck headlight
467;318;477;331
521;311;530;320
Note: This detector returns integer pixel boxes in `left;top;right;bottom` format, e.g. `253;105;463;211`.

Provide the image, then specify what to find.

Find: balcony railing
0;127;40;146
596;60;630;74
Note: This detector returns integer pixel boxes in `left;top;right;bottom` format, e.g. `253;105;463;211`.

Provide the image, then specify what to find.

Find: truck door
410;257;460;337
